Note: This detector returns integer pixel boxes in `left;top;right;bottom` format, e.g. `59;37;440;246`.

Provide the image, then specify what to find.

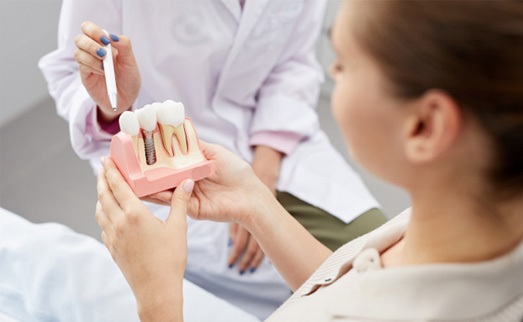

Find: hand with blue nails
74;21;141;124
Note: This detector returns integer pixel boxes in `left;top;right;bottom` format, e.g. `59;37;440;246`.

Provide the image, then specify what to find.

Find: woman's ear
403;90;462;164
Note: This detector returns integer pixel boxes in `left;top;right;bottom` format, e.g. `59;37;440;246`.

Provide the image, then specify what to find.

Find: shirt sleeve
249;1;327;153
38;0;122;161
249;131;304;156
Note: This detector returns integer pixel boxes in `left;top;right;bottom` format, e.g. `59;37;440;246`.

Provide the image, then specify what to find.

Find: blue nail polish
228;238;233;246
110;34;120;42
240;270;245;275
250;268;256;273
96;48;106;57
100;35;110;45
228;263;233;269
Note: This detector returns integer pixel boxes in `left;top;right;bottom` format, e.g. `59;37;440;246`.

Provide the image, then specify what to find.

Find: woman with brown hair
97;1;523;320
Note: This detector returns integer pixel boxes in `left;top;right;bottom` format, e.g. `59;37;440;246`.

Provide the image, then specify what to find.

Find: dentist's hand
228;223;265;274
96;157;190;319
226;146;282;273
74;21;141;123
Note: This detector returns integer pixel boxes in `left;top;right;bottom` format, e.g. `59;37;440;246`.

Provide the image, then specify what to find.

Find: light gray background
0;0;410;241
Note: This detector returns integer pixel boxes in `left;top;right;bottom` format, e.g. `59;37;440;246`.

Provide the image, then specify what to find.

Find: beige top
266;209;523;321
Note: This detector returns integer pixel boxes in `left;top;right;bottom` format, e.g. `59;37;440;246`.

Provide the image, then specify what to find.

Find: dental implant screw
143;132;156;165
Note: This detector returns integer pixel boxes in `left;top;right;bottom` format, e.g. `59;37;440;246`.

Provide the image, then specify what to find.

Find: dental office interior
0;0;410;320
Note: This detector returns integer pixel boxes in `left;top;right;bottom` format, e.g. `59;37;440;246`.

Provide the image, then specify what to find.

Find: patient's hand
96;157;190;320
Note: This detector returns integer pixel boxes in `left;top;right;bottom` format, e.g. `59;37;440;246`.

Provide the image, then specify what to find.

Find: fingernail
100;156;108;166
239;270;245;275
110;34;120;42
228;238;233;247
250;268;256;273
96;48;106;57
100;35;110;45
183;179;194;193
228;263;234;269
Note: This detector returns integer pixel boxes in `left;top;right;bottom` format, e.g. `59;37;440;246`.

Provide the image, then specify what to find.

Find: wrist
97;105;120;123
242;182;280;234
136;281;183;322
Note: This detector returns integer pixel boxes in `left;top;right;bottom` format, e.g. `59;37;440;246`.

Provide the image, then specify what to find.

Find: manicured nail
228;238;233;247
100;35;110;45
228;263;234;269
110;34;120;42
96;48;106;57
183;179;194;193
239;270;245;275
250;268;256;273
100;156;108;166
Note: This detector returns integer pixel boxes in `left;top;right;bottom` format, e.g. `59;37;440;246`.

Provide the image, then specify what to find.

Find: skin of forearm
136;279;184;322
243;186;332;291
252;145;283;193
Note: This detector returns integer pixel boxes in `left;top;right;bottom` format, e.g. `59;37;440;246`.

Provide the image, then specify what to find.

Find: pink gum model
110;118;214;197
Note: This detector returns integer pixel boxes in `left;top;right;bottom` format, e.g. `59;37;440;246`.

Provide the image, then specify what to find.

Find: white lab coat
39;0;380;319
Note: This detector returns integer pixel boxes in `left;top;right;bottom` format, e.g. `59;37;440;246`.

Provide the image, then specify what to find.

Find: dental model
155;100;187;156
136;104;157;165
118;111;139;153
110;100;214;197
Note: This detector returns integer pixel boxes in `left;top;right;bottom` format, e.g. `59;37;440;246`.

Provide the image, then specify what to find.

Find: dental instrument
102;30;117;111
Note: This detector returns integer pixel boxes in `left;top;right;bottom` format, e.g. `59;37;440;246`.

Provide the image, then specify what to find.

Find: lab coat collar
219;0;269;25
219;0;242;22
213;0;270;114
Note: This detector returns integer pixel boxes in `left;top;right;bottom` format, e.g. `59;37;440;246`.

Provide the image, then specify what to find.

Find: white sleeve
38;0;122;161
251;0;327;141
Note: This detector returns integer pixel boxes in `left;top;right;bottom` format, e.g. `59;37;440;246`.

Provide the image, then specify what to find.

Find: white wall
0;0;62;126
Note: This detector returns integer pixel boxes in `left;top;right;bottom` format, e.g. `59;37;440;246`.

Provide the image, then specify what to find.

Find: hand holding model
74;21;141;122
97;140;329;315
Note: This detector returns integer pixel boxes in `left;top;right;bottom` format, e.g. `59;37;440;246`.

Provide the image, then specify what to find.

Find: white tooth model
118;111;140;152
136;104;157;165
109;100;214;197
156;100;187;156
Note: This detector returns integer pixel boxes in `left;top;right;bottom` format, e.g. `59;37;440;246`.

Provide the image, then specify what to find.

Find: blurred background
0;0;410;241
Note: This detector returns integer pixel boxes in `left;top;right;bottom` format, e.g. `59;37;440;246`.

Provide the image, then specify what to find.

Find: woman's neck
382;187;523;267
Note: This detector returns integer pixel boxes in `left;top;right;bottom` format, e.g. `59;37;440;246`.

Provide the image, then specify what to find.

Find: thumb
167;179;194;228
110;35;136;62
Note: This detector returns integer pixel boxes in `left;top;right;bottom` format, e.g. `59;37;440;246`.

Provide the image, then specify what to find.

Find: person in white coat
39;0;385;318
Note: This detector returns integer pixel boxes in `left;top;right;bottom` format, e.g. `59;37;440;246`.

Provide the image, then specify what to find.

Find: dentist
39;0;385;319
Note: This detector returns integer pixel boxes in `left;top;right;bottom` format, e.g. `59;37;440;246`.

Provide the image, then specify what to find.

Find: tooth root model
109;100;214;197
136;104;157;165
155;100;187;156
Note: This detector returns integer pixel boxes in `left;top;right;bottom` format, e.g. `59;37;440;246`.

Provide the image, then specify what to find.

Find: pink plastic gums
110;118;214;197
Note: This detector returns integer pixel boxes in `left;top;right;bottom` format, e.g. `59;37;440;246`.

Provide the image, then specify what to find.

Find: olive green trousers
276;192;388;251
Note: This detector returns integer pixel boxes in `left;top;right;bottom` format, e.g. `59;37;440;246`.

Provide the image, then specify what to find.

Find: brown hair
354;0;523;197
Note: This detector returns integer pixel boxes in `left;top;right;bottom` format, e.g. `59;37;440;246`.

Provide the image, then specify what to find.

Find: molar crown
136;104;157;132
156;100;185;126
